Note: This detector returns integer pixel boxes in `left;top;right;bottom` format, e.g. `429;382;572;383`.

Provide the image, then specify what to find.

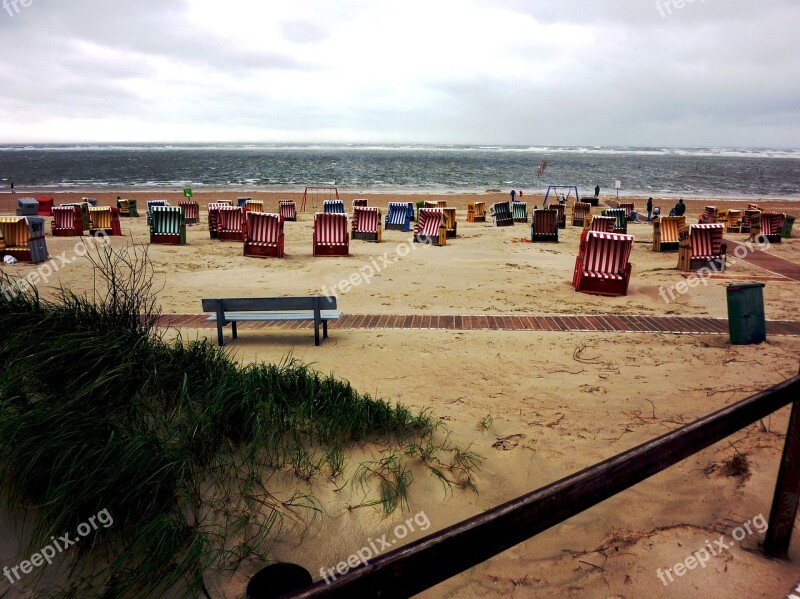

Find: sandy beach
0;190;798;598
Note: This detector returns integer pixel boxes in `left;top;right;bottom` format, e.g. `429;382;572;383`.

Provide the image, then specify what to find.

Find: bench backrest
583;232;634;274
323;200;345;214
89;206;113;229
532;209;557;234
202;296;338;314
151;206;184;234
217;206;245;231
416;208;443;236
760;212;785;235
657;216;685;243
353;206;380;233
279;200;297;220
314;212;348;244
387;202;410;225
588;215;616;233
246;211;283;243
690;224;724;257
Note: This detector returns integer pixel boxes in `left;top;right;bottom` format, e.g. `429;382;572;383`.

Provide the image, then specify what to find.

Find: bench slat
202;296;337;312
207;311;342;322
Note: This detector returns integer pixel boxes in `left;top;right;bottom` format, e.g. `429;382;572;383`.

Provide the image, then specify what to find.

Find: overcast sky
0;0;798;147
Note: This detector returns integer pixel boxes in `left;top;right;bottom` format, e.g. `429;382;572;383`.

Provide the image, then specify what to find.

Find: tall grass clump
0;244;479;598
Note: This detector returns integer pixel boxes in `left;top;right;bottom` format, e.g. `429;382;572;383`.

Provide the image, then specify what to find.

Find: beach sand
0;191;798;598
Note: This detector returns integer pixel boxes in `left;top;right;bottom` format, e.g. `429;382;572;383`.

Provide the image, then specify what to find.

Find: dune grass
0;245;480;598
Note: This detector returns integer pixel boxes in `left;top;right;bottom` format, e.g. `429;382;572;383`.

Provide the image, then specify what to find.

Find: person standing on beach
674;198;686;216
518;190;523;201
10;181;14;194
647;197;653;221
510;189;516;203
594;184;600;198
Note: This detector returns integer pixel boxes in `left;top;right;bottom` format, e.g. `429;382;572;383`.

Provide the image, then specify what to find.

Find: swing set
542;185;581;208
301;186;340;212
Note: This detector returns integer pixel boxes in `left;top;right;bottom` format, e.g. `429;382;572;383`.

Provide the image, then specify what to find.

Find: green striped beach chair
601;208;627;234
512;202;528;223
150;206;186;245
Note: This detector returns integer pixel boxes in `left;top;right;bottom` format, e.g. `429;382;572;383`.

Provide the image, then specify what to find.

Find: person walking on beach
518;190;523;201
594;184;600;198
647;197;653;221
10;181;14;194
510;189;516;203
674;198;686;217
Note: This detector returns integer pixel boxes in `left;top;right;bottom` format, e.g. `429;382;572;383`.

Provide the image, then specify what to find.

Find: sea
1;144;799;199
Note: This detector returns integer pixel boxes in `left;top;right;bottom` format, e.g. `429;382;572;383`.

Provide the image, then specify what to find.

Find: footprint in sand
492;434;525;451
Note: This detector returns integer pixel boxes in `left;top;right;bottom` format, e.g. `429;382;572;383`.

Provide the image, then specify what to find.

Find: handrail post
764;397;800;558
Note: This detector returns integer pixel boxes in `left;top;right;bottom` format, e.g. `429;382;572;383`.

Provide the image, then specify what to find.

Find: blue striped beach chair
150;206;186;245
512;202;528;223
385;202;412;232
323;199;345;214
146;200;169;225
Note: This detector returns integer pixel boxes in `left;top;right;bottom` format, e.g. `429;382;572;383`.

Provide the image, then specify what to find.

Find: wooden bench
201;297;341;346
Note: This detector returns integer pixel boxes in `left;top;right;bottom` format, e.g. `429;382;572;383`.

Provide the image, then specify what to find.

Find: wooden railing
285;373;800;598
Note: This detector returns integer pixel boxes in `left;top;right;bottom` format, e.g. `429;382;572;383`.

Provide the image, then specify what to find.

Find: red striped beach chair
490;201;514;227
585;215;616;233
244;199;263;214
279;200;297;222
652;215;685;252
530;209;558;242
699;206;717;224
89;206;122;236
678;224;726;272
572;231;634;296
217;206;246;241
385;202;412;232
179;201;200;224
0;216;48;264
572;202;591;227
352;206;382;242
36;197;54;216
207;202;230;239
353;198;368;209
51;205;84;236
619;203;635;219
413;208;446;246
467;201;486;223
759;212;786;243
244;212;284;258
741;209;760;234
313;212;349;256
726;209;742;233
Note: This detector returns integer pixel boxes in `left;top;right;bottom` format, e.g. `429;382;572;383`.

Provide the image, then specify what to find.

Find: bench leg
232;321;238;340
314;319;320;346
323;320;328;340
217;322;224;347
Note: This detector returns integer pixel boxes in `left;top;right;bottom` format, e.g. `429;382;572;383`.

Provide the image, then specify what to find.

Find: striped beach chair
146;200;169;225
353;198;368;209
741;209;760;234
406;202;415;222
89;206;122;236
442;207;457;238
424;200;447;209
619;203;635;219
352;206;382;242
0;216;48;264
585;215;616;233
385;202;412;232
512;202;528;223
179;201;200;224
36;197;54;216
572;202;591;227
313;212;349;256
244;212;284;258
217;206;246;241
51;205;84;236
467;201;486;223
699;206;717;224
652;215;685;252
530;209;559;243
551;203;566;228
678;224;726;272
207;202;230;239
716;208;729;231
490;201;514;227
573;231;634;296
150;206;186;245
726;209;742;233
117;198;139;217
237;197;250;208
279;200;297;222
413;208;446;246
62;202;91;231
760;212;786;243
244;199;263;214
601;208;627;234
323;199;346;214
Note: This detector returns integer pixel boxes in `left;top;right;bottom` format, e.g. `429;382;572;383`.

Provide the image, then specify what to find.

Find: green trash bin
781;214;795;239
727;282;766;345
